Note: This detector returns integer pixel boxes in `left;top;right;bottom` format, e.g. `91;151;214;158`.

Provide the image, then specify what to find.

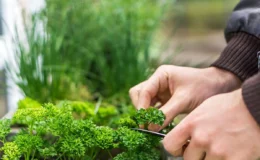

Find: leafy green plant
57;100;119;126
7;0;173;105
14;133;43;160
17;97;41;109
1;142;21;160
7;14;91;104
133;108;165;129
0;119;11;143
79;0;170;97
0;101;171;159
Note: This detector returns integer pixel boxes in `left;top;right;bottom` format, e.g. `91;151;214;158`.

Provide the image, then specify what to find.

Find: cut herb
133;108;165;129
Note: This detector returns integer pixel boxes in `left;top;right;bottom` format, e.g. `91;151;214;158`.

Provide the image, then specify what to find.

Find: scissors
131;128;166;137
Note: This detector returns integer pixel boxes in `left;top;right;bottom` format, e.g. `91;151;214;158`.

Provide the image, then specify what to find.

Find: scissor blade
131;128;166;137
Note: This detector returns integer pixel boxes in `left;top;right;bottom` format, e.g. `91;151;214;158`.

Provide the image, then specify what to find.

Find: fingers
137;69;168;109
163;117;192;156
183;141;205;160
129;66;169;109
148;92;189;131
129;81;146;107
160;92;189;129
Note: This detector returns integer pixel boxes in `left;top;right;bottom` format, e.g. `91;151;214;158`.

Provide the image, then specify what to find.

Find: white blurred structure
0;0;45;111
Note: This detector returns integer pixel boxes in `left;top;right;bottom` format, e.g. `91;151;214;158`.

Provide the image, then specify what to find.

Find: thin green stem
57;154;63;160
31;150;36;160
25;152;30;160
107;149;113;158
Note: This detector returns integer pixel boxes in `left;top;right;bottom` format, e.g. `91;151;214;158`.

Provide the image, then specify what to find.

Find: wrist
205;67;242;93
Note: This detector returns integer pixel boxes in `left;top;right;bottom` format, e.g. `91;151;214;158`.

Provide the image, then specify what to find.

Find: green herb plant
133;108;165;129
7;0;174;105
0;102;171;160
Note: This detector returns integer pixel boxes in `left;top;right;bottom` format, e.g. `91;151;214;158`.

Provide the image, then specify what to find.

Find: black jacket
225;0;260;41
212;0;260;125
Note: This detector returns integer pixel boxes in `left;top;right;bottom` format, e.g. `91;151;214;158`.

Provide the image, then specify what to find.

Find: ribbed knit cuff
212;32;260;81
242;74;260;125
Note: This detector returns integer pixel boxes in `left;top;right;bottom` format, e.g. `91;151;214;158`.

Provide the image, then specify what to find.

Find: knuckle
163;140;171;153
140;89;152;98
129;87;136;95
157;65;169;72
182;120;194;132
192;132;210;148
209;145;226;157
163;140;182;157
129;85;141;95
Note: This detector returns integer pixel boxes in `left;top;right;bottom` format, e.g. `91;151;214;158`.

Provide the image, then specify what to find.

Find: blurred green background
1;0;240;115
175;0;239;31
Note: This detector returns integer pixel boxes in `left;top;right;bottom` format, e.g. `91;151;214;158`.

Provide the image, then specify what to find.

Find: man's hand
163;89;260;160
129;65;241;129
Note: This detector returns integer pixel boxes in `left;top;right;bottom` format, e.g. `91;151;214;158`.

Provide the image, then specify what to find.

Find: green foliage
0;101;170;159
64;101;95;117
76;0;168;97
1;142;21;160
118;117;138;128
12;108;46;133
0;119;11;142
14;133;43;160
58;135;86;158
115;127;147;151
7;14;90;104
94;126;115;149
17;97;41;109
7;0;173;104
113;149;160;160
16;98;119;126
38;147;57;159
58;100;119;125
133;108;165;129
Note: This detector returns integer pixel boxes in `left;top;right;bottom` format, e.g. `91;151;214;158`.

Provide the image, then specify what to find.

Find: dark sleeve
242;73;260;125
212;32;260;81
211;0;260;125
212;0;260;81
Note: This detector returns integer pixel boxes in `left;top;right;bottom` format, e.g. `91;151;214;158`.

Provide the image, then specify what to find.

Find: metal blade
131;128;166;137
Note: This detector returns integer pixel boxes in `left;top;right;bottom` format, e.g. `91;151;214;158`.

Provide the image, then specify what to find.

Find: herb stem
31;150;36;160
107;149;113;158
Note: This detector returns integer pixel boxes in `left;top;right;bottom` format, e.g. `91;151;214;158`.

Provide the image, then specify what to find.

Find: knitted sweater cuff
242;74;260;125
212;32;260;81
